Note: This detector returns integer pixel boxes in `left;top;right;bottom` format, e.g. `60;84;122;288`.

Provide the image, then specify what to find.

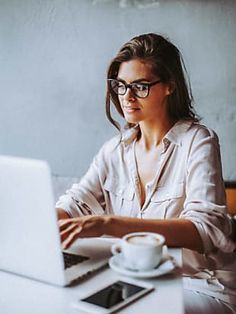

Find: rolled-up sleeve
180;127;235;253
56;149;107;217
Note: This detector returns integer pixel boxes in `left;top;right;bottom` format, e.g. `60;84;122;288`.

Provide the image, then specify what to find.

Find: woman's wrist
102;215;116;236
102;215;130;238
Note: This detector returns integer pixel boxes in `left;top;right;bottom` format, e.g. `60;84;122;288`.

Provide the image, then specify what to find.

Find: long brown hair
106;33;199;130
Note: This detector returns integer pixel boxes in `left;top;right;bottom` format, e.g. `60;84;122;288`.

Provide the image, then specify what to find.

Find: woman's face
117;59;171;125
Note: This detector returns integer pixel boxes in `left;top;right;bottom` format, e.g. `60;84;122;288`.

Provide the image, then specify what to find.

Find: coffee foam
127;235;160;246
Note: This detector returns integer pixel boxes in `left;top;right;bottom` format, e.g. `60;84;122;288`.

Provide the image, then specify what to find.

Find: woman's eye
117;83;126;91
133;84;147;91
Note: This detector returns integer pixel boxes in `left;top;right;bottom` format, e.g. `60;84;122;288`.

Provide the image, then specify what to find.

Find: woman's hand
58;215;109;249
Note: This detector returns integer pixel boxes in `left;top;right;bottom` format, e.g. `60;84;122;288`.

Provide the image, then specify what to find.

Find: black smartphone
73;279;154;313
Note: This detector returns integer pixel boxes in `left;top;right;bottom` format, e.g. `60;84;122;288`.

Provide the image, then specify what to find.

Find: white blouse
56;120;236;305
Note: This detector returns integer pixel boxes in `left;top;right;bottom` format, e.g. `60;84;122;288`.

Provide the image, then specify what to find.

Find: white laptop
0;155;112;286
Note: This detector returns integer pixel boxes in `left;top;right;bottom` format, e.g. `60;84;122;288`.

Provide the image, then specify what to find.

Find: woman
56;33;236;313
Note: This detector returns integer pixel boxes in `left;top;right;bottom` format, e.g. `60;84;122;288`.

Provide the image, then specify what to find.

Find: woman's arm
180;127;235;253
106;216;204;252
59;214;204;252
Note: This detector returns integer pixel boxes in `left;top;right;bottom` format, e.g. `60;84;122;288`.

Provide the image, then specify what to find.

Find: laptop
0;155;112;286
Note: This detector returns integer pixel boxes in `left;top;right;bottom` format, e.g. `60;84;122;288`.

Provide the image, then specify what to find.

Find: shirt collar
164;120;193;146
121;120;194;147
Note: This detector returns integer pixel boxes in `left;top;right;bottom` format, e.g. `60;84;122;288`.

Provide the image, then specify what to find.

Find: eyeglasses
108;78;162;99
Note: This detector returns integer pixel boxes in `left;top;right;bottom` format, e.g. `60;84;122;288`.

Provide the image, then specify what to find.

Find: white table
0;244;183;314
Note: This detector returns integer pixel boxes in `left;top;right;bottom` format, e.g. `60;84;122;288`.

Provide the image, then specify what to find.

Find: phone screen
81;281;146;309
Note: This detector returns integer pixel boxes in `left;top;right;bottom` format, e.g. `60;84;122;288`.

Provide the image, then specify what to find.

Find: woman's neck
138;119;176;151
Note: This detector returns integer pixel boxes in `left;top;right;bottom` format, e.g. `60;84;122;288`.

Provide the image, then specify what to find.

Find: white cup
111;232;165;271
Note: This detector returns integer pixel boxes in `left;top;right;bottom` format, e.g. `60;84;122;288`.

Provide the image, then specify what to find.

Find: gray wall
0;0;235;180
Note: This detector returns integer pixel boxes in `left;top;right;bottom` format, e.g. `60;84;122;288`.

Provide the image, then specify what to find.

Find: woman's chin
124;114;140;124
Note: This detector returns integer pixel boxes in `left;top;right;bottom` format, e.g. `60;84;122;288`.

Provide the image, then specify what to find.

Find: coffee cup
111;232;165;271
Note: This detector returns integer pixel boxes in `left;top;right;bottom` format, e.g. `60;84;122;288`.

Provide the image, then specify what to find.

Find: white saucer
109;253;177;279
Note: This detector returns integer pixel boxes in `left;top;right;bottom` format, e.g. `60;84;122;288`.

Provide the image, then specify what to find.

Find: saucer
109;254;177;279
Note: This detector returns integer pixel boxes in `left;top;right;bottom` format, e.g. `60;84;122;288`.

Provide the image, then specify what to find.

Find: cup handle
111;243;122;255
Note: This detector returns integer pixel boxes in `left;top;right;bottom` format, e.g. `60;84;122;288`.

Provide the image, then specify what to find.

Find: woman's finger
62;228;83;249
58;218;80;231
60;222;80;242
58;219;72;231
60;216;106;248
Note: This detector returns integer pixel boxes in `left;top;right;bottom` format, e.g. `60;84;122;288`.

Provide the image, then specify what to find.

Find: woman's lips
123;106;140;113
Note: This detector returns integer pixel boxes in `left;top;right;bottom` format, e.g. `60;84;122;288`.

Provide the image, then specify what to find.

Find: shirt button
163;138;169;145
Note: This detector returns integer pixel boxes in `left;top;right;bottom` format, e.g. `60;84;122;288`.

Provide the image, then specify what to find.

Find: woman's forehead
118;59;156;81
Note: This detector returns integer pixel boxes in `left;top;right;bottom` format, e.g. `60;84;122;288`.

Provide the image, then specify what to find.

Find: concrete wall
0;0;235;180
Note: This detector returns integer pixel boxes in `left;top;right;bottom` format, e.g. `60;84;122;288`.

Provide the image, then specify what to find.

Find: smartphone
73;279;154;314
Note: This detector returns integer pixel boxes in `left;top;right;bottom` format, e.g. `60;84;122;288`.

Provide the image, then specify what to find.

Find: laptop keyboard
63;252;90;269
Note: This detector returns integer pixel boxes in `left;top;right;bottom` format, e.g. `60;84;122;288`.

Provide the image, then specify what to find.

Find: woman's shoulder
167;120;219;148
178;120;219;143
100;134;122;153
188;122;219;142
94;127;138;164
100;127;138;152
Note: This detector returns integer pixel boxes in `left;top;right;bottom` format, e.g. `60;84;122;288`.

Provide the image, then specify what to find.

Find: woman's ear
166;81;176;95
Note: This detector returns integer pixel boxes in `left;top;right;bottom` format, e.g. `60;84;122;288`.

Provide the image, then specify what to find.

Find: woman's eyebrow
116;77;153;83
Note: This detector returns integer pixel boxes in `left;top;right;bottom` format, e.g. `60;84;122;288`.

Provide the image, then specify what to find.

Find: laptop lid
0;155;66;286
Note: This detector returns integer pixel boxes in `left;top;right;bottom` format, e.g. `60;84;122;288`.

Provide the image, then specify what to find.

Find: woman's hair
106;33;199;130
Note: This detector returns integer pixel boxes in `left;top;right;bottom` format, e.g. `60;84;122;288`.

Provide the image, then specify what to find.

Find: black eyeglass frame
107;78;162;99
